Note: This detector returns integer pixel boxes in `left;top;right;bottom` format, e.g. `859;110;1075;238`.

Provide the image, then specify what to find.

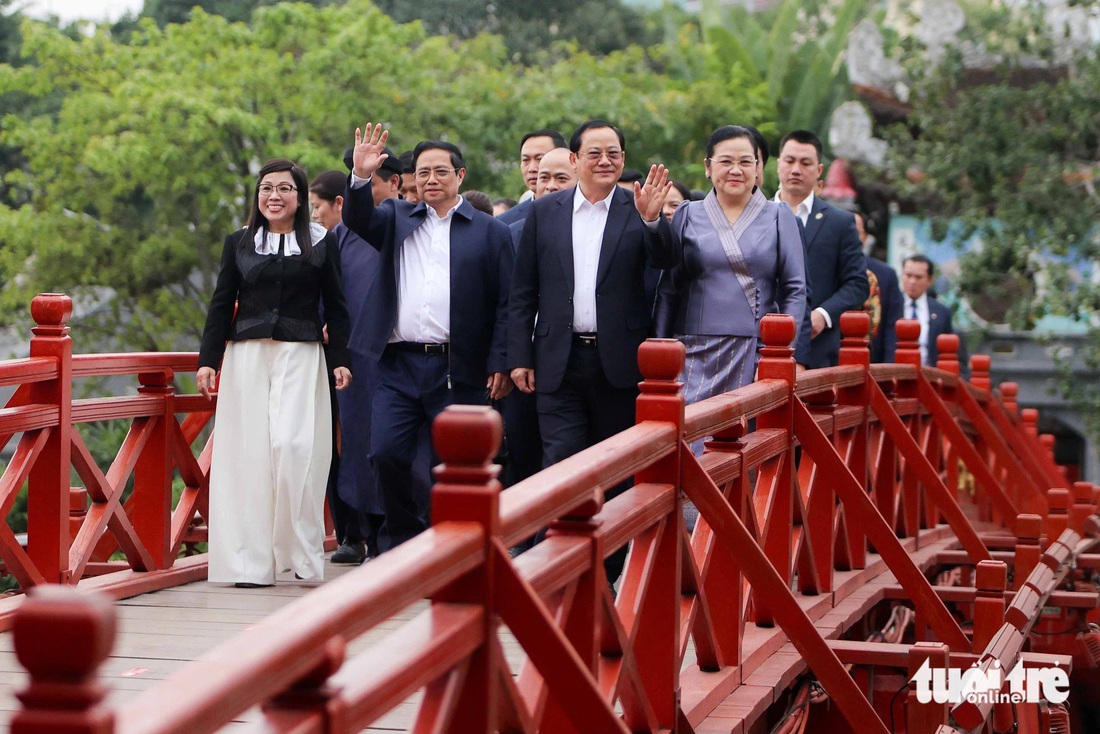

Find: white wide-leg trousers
207;339;331;585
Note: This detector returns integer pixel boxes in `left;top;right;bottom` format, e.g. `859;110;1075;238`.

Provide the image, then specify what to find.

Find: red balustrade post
830;312;871;576
969;355;991;392
972;561;1007;652
1000;383;1019;417
908;642;950;734
11;586;116;733
935;334;961;377
895;320;928;534
1070;482;1095;535
1021;409;1040;440
753;314;797;625
132;370;175;569
1045;488;1070;540
632;339;686;729
1013;514;1043;591
429;405;503;734
27;294;74;584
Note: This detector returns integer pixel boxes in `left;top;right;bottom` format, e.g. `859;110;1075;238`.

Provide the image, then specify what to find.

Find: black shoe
234;582;274;589
330;540;366;565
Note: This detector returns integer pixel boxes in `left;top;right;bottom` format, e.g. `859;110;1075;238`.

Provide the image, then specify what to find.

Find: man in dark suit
901;254;967;372
854;212;901;363
498;129;567;225
776;130;868;368
343;124;514;551
507;120;679;580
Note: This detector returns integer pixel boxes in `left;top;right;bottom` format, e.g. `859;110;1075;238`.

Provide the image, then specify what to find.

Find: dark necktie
909;299;918;320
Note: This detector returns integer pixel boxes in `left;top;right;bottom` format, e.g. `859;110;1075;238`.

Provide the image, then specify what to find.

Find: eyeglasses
258;183;297;196
581;149;624;162
707;157;758;170
414;167;459;181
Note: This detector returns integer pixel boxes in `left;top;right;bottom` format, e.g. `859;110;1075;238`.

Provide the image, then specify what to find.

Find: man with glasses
776;129;867;368
343;124;514;551
507;119;679;584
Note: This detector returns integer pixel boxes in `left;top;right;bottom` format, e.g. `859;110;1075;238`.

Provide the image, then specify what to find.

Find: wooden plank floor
0;556;529;732
0;529;967;733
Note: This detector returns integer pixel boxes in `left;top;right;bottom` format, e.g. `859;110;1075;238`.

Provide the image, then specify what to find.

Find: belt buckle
577;334;597;347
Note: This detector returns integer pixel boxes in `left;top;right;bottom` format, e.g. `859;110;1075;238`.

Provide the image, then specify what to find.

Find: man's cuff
814;307;832;330
643;217;661;230
349;173;372;190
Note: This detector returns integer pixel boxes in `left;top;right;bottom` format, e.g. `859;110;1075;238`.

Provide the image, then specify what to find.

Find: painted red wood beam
497;422;676;548
794;364;865;397
794;398;970;651
827;640;1072;672
681;445;891;733
878;585;1099;609
70;352;198;378
683;378;788;443
915;375;1022;532
0;357;58;387
867;377;991;564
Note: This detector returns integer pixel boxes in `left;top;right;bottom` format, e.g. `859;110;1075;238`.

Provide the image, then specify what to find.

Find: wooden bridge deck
0;527;970;733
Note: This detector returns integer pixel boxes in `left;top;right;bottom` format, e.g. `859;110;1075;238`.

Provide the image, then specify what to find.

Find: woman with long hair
197;158;352;587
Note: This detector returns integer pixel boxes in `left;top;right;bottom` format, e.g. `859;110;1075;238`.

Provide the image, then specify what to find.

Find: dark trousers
537;343;637;583
371;347;485;552
326;373;370;548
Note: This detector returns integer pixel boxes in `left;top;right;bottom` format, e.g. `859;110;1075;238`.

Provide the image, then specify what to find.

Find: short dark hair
569;119;625;154
492;197;517;211
412;140;465;171
463;190;494;216
244;158;314;257
618;168;644;184
778;129;823;162
399;150;416;174
743;125;770;166
903;254;936;278
705;125;758;160
670;180;691;201
309;170;346;202
520;129;566;152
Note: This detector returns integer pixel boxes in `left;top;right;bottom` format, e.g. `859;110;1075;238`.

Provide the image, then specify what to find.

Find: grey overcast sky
22;0;143;23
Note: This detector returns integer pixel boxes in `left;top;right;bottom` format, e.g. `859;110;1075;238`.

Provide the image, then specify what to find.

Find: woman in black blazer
197;158;352;587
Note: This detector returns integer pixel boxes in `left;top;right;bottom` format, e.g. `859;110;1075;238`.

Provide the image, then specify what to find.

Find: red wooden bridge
1;292;1098;734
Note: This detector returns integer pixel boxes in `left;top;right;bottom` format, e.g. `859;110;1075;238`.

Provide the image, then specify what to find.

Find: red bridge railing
6;295;1099;733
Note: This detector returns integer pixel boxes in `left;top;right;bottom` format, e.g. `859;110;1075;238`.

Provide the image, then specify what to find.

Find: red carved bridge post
27;294;74;584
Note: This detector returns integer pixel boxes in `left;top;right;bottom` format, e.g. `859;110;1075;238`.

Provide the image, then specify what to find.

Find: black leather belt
389;341;449;355
572;332;598;347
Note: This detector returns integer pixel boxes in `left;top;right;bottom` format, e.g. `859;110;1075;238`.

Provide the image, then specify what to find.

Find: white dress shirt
906;292;931;365
351;173;453;343
571;185;615;333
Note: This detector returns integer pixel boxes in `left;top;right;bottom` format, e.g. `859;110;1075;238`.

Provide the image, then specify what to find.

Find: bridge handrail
5;300;1094;734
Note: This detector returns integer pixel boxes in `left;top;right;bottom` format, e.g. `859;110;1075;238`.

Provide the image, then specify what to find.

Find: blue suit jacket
925;296;969;377
497;198;532;226
507;185;679;392
342;179;514;389
868;258;901;363
792;197;868;368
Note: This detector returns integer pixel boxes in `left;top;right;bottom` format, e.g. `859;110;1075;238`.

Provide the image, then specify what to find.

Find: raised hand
633;163;673;223
352;123;390;180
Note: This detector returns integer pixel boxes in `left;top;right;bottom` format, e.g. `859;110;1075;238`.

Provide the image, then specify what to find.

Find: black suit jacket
868;258;901;363
198;229;351;371
342;179;513;389
794;197;868;368
507;186;679;392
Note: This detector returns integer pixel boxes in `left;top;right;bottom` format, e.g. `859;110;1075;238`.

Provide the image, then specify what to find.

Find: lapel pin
931;313;938;319
815;212;823;220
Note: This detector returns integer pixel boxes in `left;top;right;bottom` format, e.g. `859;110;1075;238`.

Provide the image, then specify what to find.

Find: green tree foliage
697;0;870;148
0;1;772;351
373;0;659;60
